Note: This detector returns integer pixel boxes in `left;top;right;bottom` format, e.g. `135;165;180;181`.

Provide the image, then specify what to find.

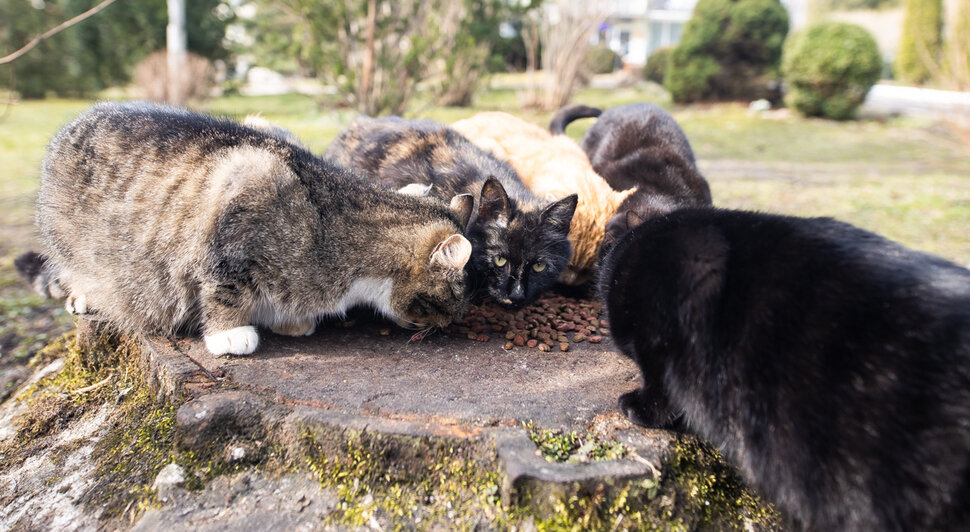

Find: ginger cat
451;112;634;286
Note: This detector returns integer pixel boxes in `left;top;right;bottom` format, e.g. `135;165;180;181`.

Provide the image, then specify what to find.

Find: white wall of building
601;0;809;67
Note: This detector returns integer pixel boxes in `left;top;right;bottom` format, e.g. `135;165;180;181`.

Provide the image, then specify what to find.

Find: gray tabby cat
30;101;474;355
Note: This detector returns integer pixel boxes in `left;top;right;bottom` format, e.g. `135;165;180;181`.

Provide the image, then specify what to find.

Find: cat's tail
14;251;65;299
549;104;602;135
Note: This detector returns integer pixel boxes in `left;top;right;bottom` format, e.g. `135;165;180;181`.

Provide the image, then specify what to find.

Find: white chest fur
329;277;395;318
250;277;397;328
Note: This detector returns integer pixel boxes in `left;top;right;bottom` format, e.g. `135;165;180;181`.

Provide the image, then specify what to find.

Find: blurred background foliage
0;0;232;98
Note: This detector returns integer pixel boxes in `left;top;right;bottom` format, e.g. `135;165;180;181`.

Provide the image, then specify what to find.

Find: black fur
14;251;62;299
599;208;970;531
548;104;602;135
326;116;576;307
576;103;713;250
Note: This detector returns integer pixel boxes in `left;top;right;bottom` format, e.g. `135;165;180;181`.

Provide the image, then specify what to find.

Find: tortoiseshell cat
326;116;577;307
551;103;712;246
28;102;474;355
600;208;970;531
451;111;636;287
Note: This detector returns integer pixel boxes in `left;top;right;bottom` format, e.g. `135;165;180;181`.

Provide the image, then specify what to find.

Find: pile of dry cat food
439;294;610;352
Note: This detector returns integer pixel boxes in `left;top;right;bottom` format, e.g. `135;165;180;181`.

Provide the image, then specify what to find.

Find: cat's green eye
493;256;508;267
532;262;547;272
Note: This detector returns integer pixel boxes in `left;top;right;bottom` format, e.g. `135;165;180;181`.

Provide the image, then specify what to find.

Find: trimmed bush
782;22;882;120
584;44;619;75
895;0;942;84
664;0;789;103
644;46;672;84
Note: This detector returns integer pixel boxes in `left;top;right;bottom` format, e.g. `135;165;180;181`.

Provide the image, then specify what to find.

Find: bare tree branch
0;0;120;65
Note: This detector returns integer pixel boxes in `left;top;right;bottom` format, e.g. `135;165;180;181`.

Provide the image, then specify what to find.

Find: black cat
551;103;713;249
327;116;576;307
599;208;970;531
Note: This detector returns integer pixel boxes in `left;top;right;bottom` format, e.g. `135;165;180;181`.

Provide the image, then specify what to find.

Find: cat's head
600;209;647;265
467;177;577;307
391;195;474;329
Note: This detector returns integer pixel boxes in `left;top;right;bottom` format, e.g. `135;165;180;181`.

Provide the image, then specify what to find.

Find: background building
596;0;810;67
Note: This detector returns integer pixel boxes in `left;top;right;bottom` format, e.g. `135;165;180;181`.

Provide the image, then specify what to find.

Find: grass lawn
1;82;968;296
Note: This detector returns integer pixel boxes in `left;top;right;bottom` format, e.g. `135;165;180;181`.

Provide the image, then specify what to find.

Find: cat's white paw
204;326;259;355
66;293;87;315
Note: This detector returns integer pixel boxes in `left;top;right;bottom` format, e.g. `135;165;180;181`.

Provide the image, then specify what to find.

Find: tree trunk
166;0;187;106
360;0;377;115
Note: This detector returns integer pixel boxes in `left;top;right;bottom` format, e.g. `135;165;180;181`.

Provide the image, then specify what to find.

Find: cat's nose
509;281;526;303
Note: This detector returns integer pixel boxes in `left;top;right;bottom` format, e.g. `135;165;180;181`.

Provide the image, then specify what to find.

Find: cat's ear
478;177;510;226
430;234;472;270
397;183;433;196
540;194;577;236
626;210;644;229
676;226;728;335
449;193;474;230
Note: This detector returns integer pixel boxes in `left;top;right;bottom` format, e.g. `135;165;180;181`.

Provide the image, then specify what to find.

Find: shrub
644;46;672;84
133;51;217;104
782;22;882;120
895;0;942;84
0;0;230;99
584;44;619;75
664;0;789;103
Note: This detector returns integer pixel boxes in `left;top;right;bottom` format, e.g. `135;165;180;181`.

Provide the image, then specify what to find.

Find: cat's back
328;115;531;203
615;208;970;351
452;112;593;190
583;103;696;165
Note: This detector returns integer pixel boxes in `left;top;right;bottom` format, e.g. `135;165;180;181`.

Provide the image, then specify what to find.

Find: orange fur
452;112;635;285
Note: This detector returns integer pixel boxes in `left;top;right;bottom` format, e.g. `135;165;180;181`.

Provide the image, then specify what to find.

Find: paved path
863;83;970;119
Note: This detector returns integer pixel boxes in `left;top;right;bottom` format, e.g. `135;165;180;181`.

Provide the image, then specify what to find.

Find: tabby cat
599;207;970;531
326;116;576;306
28;102;474;355
451;111;635;286
551;103;712;245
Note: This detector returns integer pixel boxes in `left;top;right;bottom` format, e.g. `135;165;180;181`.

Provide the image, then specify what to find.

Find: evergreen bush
664;0;789;103
584;44;619;75
895;0;942;84
782;22;882;120
643;46;671;84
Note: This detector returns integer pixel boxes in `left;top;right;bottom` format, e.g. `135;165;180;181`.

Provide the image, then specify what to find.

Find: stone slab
133;471;338;532
146;313;641;433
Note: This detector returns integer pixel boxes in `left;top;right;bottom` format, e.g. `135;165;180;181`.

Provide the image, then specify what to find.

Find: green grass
0;82;968;265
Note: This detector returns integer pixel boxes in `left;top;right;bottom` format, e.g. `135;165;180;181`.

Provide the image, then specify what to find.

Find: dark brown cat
551;103;713;249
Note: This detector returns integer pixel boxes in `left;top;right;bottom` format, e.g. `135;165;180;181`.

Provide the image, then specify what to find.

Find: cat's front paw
204;326;259;355
270;319;317;337
618;388;670;428
65;293;88;315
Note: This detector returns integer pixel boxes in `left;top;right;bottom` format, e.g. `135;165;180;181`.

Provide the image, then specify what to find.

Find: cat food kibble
443;294;608;353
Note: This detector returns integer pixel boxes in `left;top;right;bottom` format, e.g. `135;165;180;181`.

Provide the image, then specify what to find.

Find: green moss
302;428;502;530
654;437;782;530
2;327;285;524
524;422;628;463
507;435;780;531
